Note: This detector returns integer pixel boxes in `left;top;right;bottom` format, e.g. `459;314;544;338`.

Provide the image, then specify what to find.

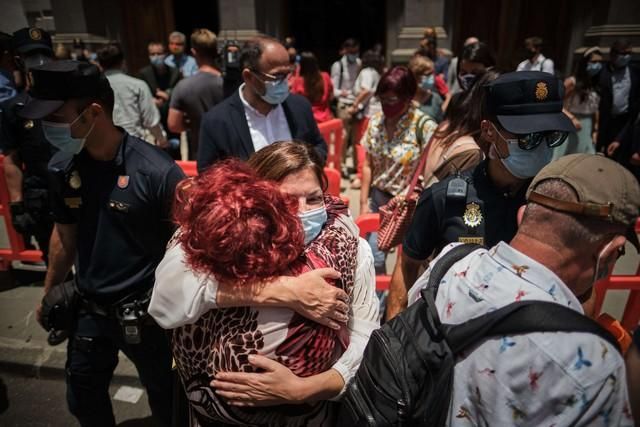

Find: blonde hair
408;54;434;77
190;28;217;59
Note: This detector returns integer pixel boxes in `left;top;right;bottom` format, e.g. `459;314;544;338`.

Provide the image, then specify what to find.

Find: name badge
458;236;484;245
64;197;82;209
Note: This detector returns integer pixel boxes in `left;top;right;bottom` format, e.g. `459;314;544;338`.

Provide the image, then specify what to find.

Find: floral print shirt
362;105;437;196
408;242;632;427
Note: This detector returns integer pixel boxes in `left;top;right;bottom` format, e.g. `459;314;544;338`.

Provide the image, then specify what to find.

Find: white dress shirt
516;53;555;75
408;242;632;427
330;56;361;104
238;84;292;153
150;235;379;394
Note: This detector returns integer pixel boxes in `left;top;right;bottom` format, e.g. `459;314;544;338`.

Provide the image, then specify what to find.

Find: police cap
485;71;575;135
19;60;111;120
11;27;53;55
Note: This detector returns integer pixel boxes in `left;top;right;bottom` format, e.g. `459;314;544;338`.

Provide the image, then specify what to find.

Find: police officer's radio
446;175;468;202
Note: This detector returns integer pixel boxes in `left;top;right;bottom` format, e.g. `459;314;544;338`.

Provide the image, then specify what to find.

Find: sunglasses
505;130;569;151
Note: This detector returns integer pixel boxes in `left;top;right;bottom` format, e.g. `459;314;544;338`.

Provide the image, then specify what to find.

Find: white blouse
149;237;379;393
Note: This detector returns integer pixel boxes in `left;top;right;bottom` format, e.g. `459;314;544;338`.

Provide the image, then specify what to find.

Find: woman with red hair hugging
149;141;378;426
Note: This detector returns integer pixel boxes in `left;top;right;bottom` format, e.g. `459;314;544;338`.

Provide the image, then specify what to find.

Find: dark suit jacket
197;90;328;172
138;65;181;96
597;64;640;152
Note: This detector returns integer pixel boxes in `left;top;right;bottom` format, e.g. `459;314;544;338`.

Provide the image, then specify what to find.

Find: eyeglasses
505;130;569;151
251;69;293;84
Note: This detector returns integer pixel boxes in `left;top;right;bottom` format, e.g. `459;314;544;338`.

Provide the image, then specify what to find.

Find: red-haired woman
290;51;334;123
359;65;438;274
149;141;377;426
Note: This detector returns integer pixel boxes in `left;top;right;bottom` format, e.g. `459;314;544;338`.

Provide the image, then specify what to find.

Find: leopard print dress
171;196;359;426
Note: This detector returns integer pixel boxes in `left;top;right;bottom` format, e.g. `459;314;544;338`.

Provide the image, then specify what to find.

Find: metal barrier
318;119;344;171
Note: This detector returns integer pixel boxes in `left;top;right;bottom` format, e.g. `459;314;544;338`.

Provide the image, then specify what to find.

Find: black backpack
338;244;620;427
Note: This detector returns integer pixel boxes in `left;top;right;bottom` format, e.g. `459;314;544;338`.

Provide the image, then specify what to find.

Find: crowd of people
0;22;639;427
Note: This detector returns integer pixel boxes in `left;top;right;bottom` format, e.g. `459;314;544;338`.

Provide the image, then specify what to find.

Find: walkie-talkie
446;175;468;202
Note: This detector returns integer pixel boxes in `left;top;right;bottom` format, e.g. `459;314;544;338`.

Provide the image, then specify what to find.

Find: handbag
377;115;434;252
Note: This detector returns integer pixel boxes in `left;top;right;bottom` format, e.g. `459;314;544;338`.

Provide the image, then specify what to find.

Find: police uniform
403;161;527;260
402;71;575;261
0;27;56;259
21;60;185;427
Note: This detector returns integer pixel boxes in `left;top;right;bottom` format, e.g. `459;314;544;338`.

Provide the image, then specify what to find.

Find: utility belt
78;287;155;345
41;280;154;346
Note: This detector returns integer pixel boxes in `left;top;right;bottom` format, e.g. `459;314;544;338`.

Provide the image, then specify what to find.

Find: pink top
291;71;334;123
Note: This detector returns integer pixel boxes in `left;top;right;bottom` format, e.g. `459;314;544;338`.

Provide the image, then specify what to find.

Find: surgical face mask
381;99;407;119
42;108;95;154
613;54;631;69
149;54;165;67
259;78;290;105
346;53;358;63
489;133;553;179
299;205;328;245
458;73;477;91
586;62;602;77
420;74;435;91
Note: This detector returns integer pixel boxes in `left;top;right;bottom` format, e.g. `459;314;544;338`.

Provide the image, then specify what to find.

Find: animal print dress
171;196;359;426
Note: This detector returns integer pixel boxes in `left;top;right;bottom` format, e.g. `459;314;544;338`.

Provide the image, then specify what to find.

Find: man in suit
599;39;640;166
197;37;327;172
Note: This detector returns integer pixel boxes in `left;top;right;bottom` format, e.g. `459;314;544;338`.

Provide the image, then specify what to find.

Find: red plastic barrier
0;155;45;270
355;213;401;291
318;119;344;171
323;167;349;205
176;160;197;177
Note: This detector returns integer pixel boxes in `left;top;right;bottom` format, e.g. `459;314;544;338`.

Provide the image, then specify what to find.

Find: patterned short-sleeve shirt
408;242;633;427
362;105;437;196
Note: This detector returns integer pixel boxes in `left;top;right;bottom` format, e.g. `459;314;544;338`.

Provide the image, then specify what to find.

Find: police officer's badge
29;28;42;41
23;120;34;129
69;170;82;189
535;82;548;101
463;202;483;228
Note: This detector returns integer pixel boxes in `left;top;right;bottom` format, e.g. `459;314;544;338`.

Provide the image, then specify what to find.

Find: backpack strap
426;243;484;295
444;300;620;355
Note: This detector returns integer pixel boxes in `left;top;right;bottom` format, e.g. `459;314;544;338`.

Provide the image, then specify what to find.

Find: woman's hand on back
284;268;350;329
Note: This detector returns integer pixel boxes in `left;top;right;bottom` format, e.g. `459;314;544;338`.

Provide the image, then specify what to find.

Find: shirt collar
531;53;546;65
489;241;583;312
104;69;124;77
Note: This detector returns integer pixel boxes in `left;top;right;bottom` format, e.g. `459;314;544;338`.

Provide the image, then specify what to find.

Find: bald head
240;37;289;75
464;37;479;47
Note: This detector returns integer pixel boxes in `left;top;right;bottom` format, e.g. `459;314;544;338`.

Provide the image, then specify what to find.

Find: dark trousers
66;312;173;427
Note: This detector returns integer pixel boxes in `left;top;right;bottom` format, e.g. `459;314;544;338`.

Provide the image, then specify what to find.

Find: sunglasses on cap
505;130;569;151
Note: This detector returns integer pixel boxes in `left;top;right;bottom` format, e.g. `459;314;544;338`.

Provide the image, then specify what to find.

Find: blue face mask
613;54;631;69
298;206;328;245
491;138;553;179
260;78;290;105
346;53;358;63
586;62;602;77
420;74;435;91
42;109;94;154
149;54;166;67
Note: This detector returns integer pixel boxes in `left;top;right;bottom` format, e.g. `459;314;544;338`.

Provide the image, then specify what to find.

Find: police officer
0;27;56;261
22;60;184;427
386;71;576;320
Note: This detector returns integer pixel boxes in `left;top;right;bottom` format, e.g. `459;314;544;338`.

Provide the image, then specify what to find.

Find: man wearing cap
387;71;576;320
20;60;184;427
404;153;638;425
0;27;56;263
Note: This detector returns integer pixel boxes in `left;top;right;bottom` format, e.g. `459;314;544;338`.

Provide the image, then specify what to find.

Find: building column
582;0;640;56
387;0;449;65
218;0;263;42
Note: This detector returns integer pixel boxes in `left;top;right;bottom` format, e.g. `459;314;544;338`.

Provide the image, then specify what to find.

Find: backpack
337;244;620;426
